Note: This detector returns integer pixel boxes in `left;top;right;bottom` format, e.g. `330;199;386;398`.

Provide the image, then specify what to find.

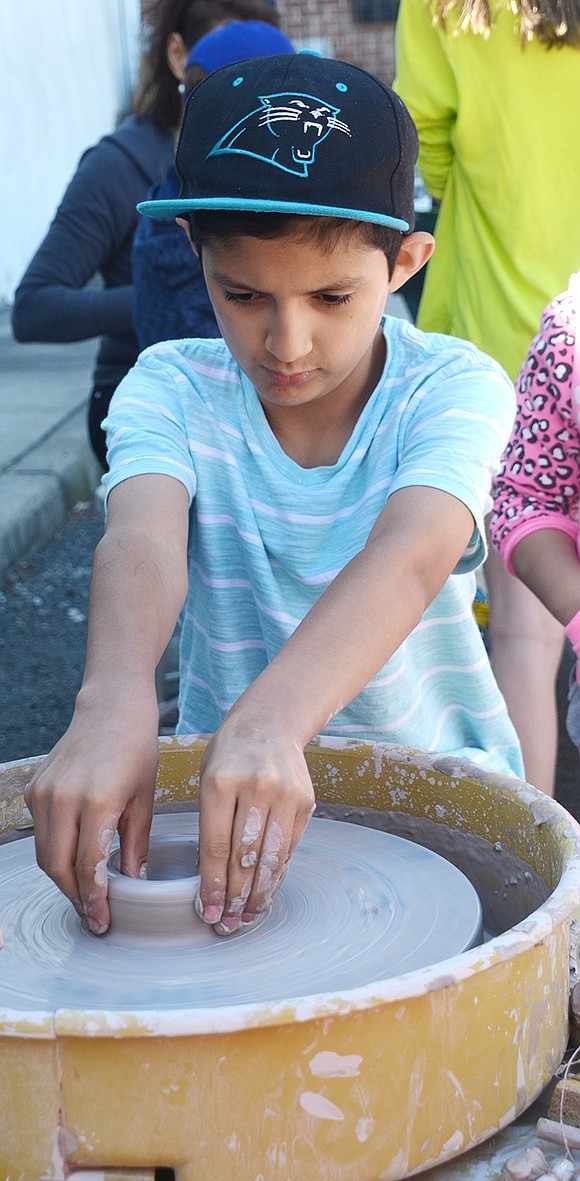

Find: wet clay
154;799;550;935
0;814;483;1013
314;803;550;937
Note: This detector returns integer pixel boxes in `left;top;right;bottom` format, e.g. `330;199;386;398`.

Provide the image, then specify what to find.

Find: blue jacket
12;115;174;390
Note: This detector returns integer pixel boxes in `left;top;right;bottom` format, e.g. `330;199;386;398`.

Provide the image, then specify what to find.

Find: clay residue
241;807;263;846
308;1050;363;1078
299;1091;345;1121
314;803;550;936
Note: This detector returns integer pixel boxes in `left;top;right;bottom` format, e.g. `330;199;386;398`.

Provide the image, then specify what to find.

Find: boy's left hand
197;718;315;934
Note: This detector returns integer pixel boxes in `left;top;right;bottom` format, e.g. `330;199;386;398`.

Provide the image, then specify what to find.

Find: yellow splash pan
1;736;580;1181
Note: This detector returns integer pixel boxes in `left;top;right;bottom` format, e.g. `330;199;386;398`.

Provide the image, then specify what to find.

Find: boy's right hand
24;691;159;935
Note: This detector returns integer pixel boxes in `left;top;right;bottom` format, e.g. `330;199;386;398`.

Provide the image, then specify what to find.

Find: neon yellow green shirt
394;1;580;379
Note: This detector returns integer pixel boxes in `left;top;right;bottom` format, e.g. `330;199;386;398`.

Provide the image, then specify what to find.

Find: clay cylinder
107;835;199;941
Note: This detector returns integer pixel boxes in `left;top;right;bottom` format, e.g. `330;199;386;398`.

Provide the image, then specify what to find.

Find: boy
25;52;522;939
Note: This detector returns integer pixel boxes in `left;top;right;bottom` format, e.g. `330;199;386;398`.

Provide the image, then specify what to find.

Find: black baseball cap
138;52;418;232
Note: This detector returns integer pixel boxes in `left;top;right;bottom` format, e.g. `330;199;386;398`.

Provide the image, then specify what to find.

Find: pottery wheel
0;815;482;1011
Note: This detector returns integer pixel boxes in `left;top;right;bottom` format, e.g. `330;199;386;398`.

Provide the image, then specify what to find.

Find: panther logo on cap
208;91;352;177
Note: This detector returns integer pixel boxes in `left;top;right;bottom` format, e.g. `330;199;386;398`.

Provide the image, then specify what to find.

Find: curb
0;408;102;586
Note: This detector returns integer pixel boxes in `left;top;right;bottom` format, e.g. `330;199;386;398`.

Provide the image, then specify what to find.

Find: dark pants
88;386;116;470
398;205;440;322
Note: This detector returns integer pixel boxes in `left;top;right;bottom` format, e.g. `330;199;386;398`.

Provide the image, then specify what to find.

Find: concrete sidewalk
0;307;102;585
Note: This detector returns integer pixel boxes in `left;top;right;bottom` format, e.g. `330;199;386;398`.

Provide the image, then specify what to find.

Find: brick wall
276;0;397;85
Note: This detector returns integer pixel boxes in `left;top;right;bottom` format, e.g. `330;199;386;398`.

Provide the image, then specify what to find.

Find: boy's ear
176;217;199;256
388;232;435;293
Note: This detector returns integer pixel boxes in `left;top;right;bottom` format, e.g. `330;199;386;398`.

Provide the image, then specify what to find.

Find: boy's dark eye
320;293;354;305
224;290;255;303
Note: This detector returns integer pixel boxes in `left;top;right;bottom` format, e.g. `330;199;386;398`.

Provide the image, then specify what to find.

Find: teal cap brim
137;196;410;232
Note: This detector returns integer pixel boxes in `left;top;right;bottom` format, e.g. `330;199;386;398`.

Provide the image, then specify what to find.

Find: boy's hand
197;718;315;934
24;692;159;935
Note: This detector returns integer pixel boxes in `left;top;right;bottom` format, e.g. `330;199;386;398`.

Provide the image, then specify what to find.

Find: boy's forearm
230;571;416;745
230;499;465;746
80;524;187;703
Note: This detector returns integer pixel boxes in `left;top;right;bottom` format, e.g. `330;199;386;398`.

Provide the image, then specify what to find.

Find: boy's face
199;229;392;431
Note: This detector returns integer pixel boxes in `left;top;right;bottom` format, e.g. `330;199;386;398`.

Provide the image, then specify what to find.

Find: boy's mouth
263;367;316;387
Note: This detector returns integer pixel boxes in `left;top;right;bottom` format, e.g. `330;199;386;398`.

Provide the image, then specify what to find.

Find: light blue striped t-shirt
103;315;523;777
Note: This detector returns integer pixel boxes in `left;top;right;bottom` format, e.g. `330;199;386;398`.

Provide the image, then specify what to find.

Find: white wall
0;0;141;304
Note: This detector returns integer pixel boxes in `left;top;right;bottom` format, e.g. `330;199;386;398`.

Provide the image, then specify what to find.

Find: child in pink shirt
491;273;580;754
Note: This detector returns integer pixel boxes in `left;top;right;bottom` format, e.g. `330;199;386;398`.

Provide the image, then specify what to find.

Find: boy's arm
24;473;190;934
198;484;474;933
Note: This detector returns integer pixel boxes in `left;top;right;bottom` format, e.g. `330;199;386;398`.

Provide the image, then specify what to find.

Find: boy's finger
221;810;292;933
288;800;316;859
34;806;82;914
241;804;314;924
117;794;155;879
218;793;316;933
74;807;122;935
210;803;270;934
197;800;236;926
245;814;291;921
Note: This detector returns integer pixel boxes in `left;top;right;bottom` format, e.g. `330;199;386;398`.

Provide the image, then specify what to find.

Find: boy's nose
265;310;312;364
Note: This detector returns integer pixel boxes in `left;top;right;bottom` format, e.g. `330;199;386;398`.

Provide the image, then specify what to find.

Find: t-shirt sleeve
388;344;517;572
102;345;198;503
490;289;579;572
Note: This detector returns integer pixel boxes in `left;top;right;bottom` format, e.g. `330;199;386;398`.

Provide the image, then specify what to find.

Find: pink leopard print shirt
491;278;580;573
